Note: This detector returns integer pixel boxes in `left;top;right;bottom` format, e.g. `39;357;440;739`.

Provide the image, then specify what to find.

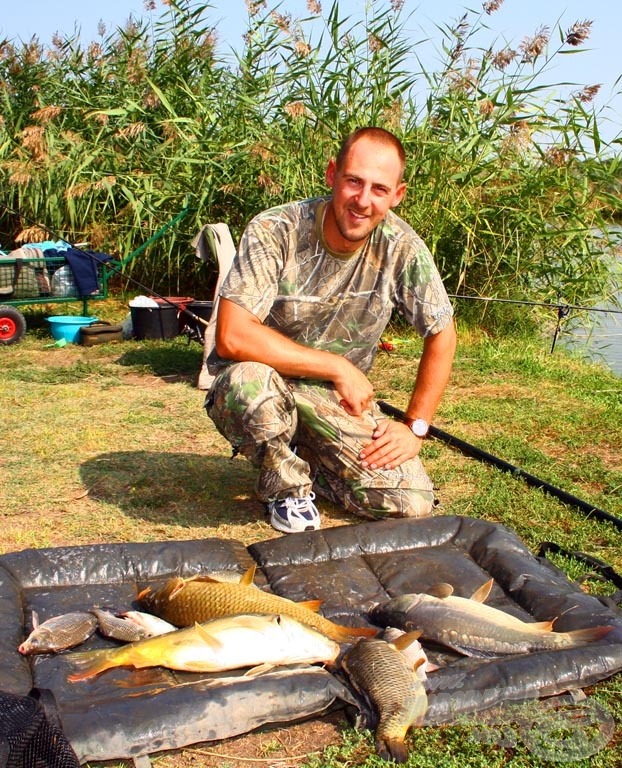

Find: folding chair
192;223;236;390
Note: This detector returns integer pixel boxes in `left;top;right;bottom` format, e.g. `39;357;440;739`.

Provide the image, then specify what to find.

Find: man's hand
359;419;422;470
216;299;376;416
332;359;374;417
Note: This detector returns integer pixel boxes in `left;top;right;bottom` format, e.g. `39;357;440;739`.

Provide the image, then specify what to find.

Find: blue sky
2;0;620;140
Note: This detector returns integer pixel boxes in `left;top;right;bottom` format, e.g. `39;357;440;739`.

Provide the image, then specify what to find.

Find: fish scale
138;572;377;643
18;611;98;655
341;637;427;764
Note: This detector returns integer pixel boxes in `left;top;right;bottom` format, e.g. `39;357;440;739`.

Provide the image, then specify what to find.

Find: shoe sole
270;514;320;534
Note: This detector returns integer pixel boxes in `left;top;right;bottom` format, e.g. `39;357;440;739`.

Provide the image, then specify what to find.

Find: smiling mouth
348;209;368;221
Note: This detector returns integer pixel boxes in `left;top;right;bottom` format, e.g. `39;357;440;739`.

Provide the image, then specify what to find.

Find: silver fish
370;580;613;657
340;635;428;763
90;609;149;643
118;610;178;637
381;627;436;677
18;610;98;655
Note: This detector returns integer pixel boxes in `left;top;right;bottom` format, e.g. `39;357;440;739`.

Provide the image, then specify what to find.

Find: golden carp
369;580;613;657
18;611;98;655
340;634;428;763
137;565;376;643
67;613;340;682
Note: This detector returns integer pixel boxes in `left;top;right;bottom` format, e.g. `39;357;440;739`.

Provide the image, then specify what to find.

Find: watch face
411;419;429;437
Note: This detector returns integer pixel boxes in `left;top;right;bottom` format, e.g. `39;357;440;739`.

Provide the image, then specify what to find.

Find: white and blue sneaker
267;492;321;533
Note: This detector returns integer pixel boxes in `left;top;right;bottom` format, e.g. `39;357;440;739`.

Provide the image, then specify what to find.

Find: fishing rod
377;400;622;532
0;201;212;331
448;294;622;316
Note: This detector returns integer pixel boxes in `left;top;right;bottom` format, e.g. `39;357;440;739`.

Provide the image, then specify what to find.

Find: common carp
67;613;340;682
369;581;613;657
340;634;428;763
137;565;377;643
18;611;98;655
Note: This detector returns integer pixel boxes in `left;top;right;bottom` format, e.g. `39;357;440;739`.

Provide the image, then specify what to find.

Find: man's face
324;136;406;253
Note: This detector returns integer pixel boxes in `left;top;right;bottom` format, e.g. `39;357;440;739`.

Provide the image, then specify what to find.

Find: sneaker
267;492;321;534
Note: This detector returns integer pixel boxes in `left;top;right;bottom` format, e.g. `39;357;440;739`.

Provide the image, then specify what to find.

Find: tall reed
0;0;620;318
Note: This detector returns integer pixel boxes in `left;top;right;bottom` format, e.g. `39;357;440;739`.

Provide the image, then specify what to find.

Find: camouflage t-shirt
208;197;453;374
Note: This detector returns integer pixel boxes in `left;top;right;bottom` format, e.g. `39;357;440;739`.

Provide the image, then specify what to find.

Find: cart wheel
0;305;27;345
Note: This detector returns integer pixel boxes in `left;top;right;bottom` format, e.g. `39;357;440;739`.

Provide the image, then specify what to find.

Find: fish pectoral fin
240;564;257;586
167;578;188;601
391;630;423;653
244;662;275;677
426;583;454;599
194;622;225;649
299;599;323;612
136;586;152;601
470;578;494;603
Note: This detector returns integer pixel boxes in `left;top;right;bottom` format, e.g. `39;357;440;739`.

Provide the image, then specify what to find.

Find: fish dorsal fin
470;578;494;603
194;621;225;649
188;574;219;583
31;610;40;630
298;599;322;612
391;630;422;653
426;583;454;599
240;564;257;587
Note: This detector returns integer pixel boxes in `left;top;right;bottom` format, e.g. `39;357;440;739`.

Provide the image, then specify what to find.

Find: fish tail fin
567;625;613;646
377;736;408;764
66;648;119;682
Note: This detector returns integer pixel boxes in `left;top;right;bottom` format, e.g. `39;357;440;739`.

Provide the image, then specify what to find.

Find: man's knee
401;490;435;517
366;487;435;518
205;362;297;446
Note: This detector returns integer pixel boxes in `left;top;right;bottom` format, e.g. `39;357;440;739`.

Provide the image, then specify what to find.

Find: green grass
1;303;621;767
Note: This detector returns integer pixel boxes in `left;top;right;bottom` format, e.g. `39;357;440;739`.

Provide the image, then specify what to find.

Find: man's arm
359;320;457;470
215;297;374;415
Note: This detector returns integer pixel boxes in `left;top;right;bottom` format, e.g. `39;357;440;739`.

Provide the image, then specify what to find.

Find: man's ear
391;181;407;208
325;158;337;187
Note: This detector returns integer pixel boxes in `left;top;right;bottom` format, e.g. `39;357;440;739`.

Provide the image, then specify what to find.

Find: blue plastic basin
47;316;99;344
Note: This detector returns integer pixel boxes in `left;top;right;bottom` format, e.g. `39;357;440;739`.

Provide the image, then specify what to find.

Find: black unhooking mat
1;515;622;764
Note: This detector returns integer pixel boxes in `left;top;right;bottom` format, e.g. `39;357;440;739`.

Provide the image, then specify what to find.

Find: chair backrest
193;223;236;389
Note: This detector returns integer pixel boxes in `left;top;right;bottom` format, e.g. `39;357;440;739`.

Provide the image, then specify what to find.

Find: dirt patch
152;712;349;768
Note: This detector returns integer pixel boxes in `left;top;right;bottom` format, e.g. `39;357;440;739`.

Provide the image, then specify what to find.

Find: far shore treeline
0;0;620;324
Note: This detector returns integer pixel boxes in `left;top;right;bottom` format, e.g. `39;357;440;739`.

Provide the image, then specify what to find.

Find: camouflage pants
204;361;435;519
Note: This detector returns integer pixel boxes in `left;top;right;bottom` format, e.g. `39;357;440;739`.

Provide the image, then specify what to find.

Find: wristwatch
404;417;429;438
